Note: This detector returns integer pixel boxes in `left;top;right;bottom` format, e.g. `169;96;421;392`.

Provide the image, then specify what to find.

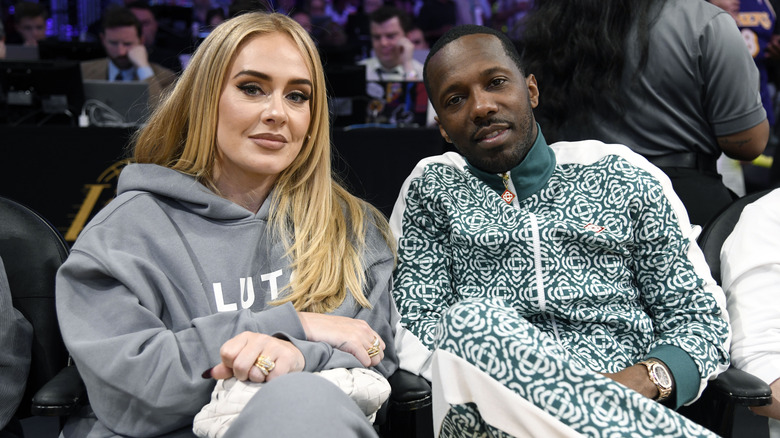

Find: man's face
428;34;539;173
370;17;404;69
407;28;428;50
130;8;157;46
17;16;46;46
101;26;142;70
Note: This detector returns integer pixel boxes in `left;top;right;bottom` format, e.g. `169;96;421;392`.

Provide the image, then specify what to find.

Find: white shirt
358;57;424;82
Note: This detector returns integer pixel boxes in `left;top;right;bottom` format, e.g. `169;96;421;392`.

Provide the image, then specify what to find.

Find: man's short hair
125;1;154;15
101;6;143;38
369;6;411;33
13;2;48;23
423;25;525;96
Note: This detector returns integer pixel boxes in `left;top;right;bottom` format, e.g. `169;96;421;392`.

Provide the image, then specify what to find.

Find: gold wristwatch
638;359;673;402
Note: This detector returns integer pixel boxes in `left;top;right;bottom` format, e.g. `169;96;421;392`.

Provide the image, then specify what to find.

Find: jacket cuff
647;344;700;408
137;66;154;81
275;334;363;372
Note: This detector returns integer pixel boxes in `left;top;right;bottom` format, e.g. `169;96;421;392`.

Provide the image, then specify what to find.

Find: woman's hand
208;332;304;383
297;312;385;367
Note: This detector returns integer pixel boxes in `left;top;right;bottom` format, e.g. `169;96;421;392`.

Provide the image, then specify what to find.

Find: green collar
466;126;556;202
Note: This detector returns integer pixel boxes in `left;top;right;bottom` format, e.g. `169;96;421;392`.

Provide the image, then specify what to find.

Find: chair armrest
709;366;772;407
388;369;432;411
30;365;87;416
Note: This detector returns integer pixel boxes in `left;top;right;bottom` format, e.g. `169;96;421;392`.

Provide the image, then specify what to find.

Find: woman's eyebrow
233;70;312;87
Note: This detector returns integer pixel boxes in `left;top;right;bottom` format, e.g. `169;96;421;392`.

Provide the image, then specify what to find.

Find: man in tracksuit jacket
391;24;729;438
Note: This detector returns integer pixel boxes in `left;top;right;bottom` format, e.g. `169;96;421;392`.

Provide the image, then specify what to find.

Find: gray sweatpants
226;372;379;437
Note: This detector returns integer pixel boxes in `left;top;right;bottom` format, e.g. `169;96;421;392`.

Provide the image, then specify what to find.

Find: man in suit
357;6;423;81
127;1;183;73
81;6;176;107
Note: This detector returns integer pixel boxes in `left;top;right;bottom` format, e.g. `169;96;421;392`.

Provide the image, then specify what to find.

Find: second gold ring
254;355;276;376
366;336;381;358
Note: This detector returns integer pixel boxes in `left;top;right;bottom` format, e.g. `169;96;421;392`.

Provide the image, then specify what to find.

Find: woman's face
214;32;312;196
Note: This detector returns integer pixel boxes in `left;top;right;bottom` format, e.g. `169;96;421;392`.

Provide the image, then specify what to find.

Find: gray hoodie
56;163;398;437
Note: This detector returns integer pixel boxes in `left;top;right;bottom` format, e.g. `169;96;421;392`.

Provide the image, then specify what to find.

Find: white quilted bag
193;368;391;438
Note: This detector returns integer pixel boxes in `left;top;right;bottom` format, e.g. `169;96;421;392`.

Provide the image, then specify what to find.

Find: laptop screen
82;79;150;127
4;44;39;61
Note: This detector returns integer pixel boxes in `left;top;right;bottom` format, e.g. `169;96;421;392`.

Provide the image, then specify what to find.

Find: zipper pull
500;173;516;204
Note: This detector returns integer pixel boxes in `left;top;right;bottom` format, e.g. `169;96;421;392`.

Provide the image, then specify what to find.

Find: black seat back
697;189;773;284
0;196;70;418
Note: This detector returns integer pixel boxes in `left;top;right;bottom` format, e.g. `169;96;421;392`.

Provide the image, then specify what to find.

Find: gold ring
254;355;276;376
366;336;381;358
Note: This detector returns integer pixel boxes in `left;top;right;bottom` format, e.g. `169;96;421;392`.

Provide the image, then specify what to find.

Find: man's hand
127;44;151;69
750;378;780;419
398;36;416;76
603;364;660;400
766;34;780;59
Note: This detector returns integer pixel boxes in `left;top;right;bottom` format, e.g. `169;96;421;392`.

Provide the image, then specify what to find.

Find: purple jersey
737;0;777;124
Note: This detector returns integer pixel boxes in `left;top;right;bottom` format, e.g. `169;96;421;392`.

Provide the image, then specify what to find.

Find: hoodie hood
117;163;272;221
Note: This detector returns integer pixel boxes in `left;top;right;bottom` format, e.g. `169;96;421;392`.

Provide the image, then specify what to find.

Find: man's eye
490;78;507;87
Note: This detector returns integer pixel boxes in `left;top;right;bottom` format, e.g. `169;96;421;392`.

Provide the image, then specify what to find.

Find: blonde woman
56;12;397;437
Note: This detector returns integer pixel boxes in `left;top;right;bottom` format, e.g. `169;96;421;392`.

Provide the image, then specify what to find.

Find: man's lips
473;125;510;145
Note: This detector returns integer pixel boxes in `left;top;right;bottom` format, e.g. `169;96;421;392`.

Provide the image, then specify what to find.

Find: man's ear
526;74;539;109
436;117;452;143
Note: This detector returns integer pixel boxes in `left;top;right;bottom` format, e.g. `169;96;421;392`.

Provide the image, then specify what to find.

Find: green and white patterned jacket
390;130;730;408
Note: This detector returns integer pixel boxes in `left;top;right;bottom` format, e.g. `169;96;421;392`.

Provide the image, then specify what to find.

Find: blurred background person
416;0;457;48
358;5;422;81
491;0;533;42
127;1;183;73
0;19;6;59
711;0;779;193
521;0;769;226
291;9;313;34
406;22;429;50
81;6;176;106
7;1;47;47
345;0;384;60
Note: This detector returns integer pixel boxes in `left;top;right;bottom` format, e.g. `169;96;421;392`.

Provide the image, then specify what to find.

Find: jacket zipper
502;172;562;343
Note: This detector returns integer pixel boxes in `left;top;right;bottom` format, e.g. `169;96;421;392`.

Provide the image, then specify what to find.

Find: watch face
651;363;672;388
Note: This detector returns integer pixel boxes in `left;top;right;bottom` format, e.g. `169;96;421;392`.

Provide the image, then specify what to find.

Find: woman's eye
287;91;311;103
237;84;264;96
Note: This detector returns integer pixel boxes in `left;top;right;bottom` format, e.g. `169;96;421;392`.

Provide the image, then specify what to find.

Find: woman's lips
250;134;287;150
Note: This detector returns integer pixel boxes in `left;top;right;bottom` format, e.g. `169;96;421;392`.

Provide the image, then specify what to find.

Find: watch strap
638;359;673;402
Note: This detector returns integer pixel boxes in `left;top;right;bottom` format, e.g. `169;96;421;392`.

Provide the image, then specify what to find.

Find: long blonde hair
133;12;394;313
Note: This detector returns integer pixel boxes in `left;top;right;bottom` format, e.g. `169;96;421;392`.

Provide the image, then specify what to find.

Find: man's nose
471;90;498;121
